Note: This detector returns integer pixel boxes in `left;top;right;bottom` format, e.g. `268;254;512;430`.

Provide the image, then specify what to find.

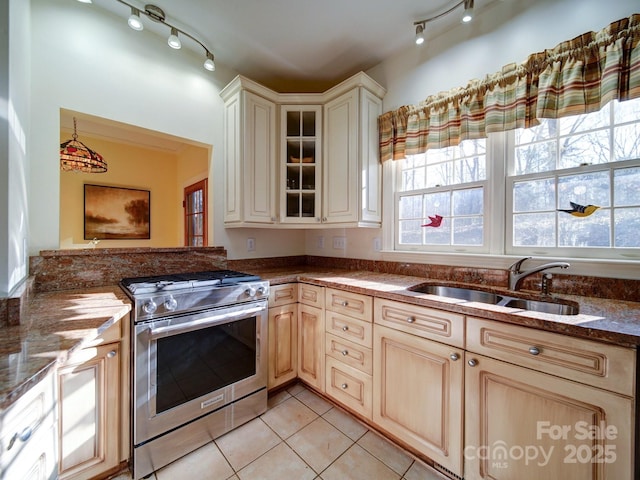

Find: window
396;139;487;251
392;98;640;260
184;179;208;247
507;99;640;256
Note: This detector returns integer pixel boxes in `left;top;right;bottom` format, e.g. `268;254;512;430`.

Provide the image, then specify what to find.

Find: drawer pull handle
468;359;478;367
450;353;459;361
107;350;117;358
341;350;349;356
341;301;349;307
529;346;540;356
341;383;348;389
7;427;33;450
342;326;349;331
406;317;415;323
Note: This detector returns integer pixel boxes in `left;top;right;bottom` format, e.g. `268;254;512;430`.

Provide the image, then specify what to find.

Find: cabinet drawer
1;371;56;472
298;283;324;308
374;298;465;348
467;317;636;396
326;333;373;375
325;356;372;420
325;311;372;347
268;283;298;307
325;288;372;322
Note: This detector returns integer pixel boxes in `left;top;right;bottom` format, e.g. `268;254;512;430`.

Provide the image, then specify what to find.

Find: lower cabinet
464;353;634;480
373;324;465;477
268;303;298;389
57;315;129;480
0;371;57;480
297;303;325;391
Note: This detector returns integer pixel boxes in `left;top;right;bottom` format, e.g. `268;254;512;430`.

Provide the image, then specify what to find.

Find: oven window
155;316;256;414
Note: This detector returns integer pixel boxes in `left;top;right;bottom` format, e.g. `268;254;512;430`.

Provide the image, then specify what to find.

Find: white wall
0;0;31;295
310;0;639;265
28;0;306;260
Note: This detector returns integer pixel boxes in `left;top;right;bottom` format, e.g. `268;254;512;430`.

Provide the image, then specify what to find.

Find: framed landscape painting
84;184;150;239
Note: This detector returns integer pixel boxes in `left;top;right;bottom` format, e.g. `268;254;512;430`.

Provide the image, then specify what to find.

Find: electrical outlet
247;237;255;252
317;236;325;249
373;237;381;251
332;236;346;250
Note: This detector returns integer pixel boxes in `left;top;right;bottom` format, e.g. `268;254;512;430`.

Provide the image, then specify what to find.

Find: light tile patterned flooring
114;383;449;480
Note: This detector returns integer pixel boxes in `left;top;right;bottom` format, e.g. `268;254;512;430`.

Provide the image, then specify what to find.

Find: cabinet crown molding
220;72;386;105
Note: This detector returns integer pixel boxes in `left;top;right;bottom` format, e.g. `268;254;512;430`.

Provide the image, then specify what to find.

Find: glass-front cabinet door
280;105;322;223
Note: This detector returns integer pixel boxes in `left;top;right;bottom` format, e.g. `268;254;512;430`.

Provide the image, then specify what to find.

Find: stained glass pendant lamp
60;117;107;173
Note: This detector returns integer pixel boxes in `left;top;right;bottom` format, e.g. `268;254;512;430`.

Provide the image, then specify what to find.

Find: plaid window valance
379;14;640;162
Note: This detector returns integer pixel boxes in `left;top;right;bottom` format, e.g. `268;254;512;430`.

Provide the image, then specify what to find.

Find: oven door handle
148;304;265;340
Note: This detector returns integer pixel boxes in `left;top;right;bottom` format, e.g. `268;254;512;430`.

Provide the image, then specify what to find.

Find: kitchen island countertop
0;286;131;410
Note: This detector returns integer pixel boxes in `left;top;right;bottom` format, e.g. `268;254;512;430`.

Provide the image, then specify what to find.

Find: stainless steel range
121;270;269;480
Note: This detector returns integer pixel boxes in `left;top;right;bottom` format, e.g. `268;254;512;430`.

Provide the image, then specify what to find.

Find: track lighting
127;7;143;31
167;27;181;49
415;23;425;45
83;1;216;72
413;0;474;46
462;0;474;23
204;51;216;71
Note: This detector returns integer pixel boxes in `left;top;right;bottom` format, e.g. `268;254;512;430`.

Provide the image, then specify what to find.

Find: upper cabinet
221;72;385;228
221;77;277;225
281;106;322;223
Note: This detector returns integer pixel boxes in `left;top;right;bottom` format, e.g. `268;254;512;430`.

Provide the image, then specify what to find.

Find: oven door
133;300;267;445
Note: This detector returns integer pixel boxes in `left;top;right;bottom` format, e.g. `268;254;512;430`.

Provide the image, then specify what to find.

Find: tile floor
113;383;449;480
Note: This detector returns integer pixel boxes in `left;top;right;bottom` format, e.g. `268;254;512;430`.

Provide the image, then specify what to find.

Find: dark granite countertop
0;286;131;410
250;267;640;349
2;266;638;411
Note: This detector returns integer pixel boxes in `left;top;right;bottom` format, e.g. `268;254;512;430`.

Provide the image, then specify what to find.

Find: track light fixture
80;1;216;72
167;27;182;49
415;23;425;45
462;0;474;23
127;7;143;31
413;0;474;46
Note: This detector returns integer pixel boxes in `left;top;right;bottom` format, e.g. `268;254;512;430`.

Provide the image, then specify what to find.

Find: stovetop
121;270;269;321
121;270;262;295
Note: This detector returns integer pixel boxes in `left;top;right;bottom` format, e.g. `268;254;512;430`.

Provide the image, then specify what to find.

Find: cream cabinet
324;289;373;419
373;322;465;477
220;71;385;228
268;284;299;389
297;284;325;391
280;105;322;223
464;317;635;480
57;315;130;480
323;84;383;225
221;76;277;226
0;371;57;480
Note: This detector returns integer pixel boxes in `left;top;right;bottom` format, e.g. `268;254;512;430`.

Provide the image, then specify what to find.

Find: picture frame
84;184;150;240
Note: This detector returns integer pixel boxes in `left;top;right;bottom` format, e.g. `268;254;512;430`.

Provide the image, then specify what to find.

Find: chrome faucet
508;257;570;291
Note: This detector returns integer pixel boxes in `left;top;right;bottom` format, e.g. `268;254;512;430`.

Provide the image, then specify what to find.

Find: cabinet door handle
467;359;478;367
7;427;33;450
450;353;459;361
342;325;349;332
107;350;117;358
341;301;349;307
341;350;349;356
529;346;540;356
406;317;415;323
341;383;348;389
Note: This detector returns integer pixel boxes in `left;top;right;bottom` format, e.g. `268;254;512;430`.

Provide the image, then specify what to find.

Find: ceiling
85;0;498;92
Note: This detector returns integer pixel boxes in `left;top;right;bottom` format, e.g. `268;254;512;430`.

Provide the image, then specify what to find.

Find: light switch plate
333;236;346;250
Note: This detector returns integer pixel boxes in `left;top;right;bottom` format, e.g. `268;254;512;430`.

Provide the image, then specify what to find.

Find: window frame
388;100;640;262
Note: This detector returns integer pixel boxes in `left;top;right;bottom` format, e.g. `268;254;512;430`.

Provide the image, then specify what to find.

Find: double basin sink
408;284;579;316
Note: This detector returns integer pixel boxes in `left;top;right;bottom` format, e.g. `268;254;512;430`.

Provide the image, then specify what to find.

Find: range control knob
142;300;157;315
256;286;266;297
164;296;178;311
245;286;257;298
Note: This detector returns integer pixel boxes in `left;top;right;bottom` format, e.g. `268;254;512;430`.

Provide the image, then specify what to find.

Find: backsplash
2;250;636;328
